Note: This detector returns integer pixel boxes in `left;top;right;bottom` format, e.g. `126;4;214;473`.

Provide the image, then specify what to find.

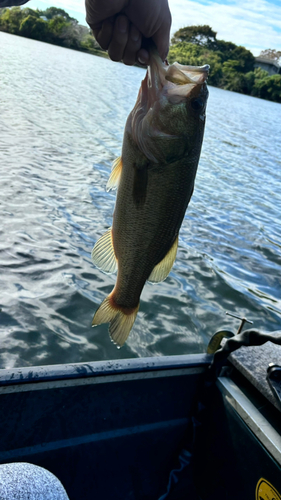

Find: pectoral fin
91;228;117;274
106;157;123;191
148;235;178;283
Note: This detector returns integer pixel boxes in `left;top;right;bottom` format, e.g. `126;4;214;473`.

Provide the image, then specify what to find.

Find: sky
27;0;281;56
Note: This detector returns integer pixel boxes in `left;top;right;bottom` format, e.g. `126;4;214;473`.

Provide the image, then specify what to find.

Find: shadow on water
0;32;281;367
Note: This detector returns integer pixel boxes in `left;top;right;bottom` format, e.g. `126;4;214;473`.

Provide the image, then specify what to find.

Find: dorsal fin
148;235;178;283
106;157;123;192
91;228;118;274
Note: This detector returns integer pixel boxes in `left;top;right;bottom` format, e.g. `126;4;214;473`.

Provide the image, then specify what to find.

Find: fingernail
118;16;127;33
137;49;149;65
138;56;146;65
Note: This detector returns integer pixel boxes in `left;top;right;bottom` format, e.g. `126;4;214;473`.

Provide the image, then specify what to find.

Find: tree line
169;25;281;103
1;9;280;103
0;6;104;55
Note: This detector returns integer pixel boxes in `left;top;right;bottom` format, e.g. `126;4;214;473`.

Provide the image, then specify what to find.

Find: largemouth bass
92;51;209;347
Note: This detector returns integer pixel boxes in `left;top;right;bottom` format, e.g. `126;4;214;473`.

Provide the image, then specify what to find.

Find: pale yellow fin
91;228;117;274
148;235;178;283
106;157;123;191
92;294;139;348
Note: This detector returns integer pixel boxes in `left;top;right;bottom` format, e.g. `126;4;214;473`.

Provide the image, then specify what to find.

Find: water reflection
0;32;281;368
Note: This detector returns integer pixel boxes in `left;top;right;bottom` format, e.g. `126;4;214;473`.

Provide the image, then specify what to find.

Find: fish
91;50;209;347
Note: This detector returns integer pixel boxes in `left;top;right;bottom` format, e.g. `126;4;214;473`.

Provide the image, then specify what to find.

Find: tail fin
92;293;139;348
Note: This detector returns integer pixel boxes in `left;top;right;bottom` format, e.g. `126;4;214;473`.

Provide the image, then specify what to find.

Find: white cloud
169;0;281;55
30;0;87;16
54;0;85;14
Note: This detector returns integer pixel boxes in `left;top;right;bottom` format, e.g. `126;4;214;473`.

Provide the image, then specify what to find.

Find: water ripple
0;32;281;368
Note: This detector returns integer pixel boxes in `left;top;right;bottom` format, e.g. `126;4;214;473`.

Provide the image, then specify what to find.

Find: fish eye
191;98;204;111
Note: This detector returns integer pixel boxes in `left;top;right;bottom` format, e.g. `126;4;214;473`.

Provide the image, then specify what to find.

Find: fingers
122;25;142;66
136;48;149;66
93;17;115;51
86;0;172;65
123;0;172;61
85;0;128;27
108;15;129;62
101;15;143;65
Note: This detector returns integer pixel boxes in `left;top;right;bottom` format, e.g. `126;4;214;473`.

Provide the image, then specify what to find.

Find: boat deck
230;335;281;410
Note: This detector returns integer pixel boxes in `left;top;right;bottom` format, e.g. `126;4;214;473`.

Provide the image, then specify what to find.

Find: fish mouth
132;52;209;132
147;51;209;104
128;51;209;162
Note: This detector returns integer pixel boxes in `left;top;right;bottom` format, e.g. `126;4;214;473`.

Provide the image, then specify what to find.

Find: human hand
85;0;171;66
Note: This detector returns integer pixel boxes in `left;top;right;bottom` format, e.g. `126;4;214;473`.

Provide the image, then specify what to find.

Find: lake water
0;32;281;368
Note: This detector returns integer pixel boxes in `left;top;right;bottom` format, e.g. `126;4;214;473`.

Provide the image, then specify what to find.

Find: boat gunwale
0;353;212;387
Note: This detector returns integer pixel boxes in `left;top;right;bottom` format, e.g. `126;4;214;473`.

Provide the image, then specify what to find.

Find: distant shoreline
1;9;280;103
0;6;108;58
0;28;109;58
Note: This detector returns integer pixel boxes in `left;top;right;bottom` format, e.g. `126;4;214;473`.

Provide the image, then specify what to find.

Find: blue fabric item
0;463;70;500
0;0;29;6
158;448;199;500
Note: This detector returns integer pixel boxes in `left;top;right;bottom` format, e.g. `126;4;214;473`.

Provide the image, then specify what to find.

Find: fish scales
114;151;197;303
91;51;209;347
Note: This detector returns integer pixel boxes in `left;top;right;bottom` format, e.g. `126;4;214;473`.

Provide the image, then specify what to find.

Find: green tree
214;40;236;60
59;21;84;49
169;41;203;65
19;15;50;41
0;5;108;57
213;41;255;72
21;7;39;19
41;7;75;22
0;6;23;34
172;25;217;49
265;75;281;102
47;15;86;48
198;50;223;86
221;60;246;92
252;73;281;102
80;33;104;54
48;15;69;39
169;42;223;86
244;67;268;94
171;25;255;73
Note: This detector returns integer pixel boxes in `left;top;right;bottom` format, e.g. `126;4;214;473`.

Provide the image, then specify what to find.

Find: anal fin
91;228;117;274
106;157;123;191
148;235;178;283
